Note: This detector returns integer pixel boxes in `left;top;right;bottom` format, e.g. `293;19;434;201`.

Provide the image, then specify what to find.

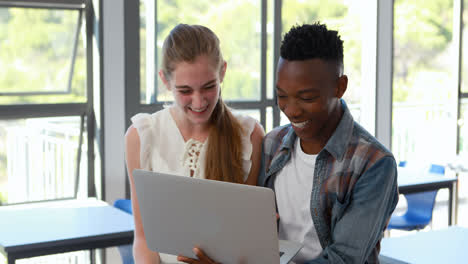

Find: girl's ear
219;61;227;83
159;70;171;90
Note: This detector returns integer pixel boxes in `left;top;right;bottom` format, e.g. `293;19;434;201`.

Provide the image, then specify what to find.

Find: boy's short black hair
280;23;344;75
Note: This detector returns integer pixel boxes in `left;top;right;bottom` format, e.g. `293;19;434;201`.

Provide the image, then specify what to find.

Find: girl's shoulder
233;113;259;132
130;108;176;142
131;108;171;129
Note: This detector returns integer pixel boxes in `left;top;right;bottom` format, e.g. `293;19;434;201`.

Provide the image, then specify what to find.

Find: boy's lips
291;120;309;128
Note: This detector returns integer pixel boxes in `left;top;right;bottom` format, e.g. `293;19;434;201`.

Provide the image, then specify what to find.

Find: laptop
133;169;302;264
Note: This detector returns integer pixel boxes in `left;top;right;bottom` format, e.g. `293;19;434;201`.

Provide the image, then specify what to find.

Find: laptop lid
133;169;301;264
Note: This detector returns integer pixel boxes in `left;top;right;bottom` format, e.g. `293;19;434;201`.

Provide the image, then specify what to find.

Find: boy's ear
335;75;348;98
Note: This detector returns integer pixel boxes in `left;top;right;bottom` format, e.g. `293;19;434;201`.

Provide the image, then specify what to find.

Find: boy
258;23;399;263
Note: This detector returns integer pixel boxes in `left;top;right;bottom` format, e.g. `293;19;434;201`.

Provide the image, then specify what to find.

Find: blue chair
114;199;133;214
113;199;134;264
388;163;444;231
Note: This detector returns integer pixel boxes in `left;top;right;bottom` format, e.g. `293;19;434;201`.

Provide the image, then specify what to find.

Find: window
0;8;86;104
135;0;377;139
0;0;93;206
460;99;468;155
0;1;91;206
0;0;98;263
141;0;263;103
392;0;458;163
133;0;275;134
460;0;468;156
281;0;377;131
0;116;87;204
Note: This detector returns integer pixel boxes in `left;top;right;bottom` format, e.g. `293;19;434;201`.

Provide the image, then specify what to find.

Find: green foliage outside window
0;8;86;105
393;0;454;103
282;0;361;105
140;0;262;102
0;8;86;205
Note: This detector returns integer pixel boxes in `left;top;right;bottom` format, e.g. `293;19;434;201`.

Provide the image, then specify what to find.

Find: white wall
376;0;393;150
102;0;126;263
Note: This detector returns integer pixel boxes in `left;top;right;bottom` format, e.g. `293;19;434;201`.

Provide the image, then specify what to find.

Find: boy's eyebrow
275;86;319;94
275;86;284;92
297;88;319;95
175;79;217;89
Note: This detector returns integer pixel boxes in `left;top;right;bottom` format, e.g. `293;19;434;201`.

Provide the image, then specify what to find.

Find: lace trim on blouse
182;138;204;177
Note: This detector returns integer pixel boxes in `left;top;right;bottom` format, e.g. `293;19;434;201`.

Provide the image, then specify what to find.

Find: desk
379;226;468;264
0;199;134;264
397;168;458;225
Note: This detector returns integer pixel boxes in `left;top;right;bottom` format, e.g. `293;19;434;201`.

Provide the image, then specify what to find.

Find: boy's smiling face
276;57;347;154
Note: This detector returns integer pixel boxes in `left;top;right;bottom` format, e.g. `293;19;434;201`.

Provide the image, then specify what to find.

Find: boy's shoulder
265;124;291;140
263;124;292;154
352;122;393;157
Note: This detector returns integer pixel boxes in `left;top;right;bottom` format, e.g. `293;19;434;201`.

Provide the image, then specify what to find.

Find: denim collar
278;99;354;162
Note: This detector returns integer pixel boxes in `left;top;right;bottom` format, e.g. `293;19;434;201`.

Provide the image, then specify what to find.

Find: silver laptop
133;169;302;264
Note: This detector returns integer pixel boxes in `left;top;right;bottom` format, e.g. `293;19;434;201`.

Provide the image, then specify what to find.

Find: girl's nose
191;92;205;108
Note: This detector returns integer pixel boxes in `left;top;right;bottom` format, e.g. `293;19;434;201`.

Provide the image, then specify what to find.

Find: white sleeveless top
131;107;259;264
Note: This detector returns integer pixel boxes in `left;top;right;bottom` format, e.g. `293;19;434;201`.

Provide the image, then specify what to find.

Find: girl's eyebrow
175;79;217;89
202;79;217;87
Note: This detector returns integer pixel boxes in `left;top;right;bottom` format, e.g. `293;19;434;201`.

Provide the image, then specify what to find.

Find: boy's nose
283;102;301;119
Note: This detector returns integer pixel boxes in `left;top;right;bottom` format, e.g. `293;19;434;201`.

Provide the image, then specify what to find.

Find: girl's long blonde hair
161;24;245;183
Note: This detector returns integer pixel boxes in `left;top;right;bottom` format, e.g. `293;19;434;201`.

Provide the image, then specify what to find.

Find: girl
125;24;264;264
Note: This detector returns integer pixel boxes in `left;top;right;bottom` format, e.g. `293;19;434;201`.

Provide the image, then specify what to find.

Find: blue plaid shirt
258;100;399;264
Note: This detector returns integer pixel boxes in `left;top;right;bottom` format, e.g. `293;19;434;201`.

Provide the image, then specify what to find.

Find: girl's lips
188;106;208;114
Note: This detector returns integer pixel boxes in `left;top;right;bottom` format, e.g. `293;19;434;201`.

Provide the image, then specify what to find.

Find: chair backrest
429;164;445;175
114;199;132;214
404;163;445;226
113;199;134;264
405;191;438;223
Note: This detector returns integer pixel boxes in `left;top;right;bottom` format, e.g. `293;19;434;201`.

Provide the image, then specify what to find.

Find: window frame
123;0;283;197
123;0;385;197
125;0;281;130
0;0;98;205
0;8;83;96
390;0;464;159
0;0;85;10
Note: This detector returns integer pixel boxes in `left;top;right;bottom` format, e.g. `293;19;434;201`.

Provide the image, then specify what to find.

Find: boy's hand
177;247;220;264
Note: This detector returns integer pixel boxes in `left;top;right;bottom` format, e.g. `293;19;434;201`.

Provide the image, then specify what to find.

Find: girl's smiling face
161;54;226;127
